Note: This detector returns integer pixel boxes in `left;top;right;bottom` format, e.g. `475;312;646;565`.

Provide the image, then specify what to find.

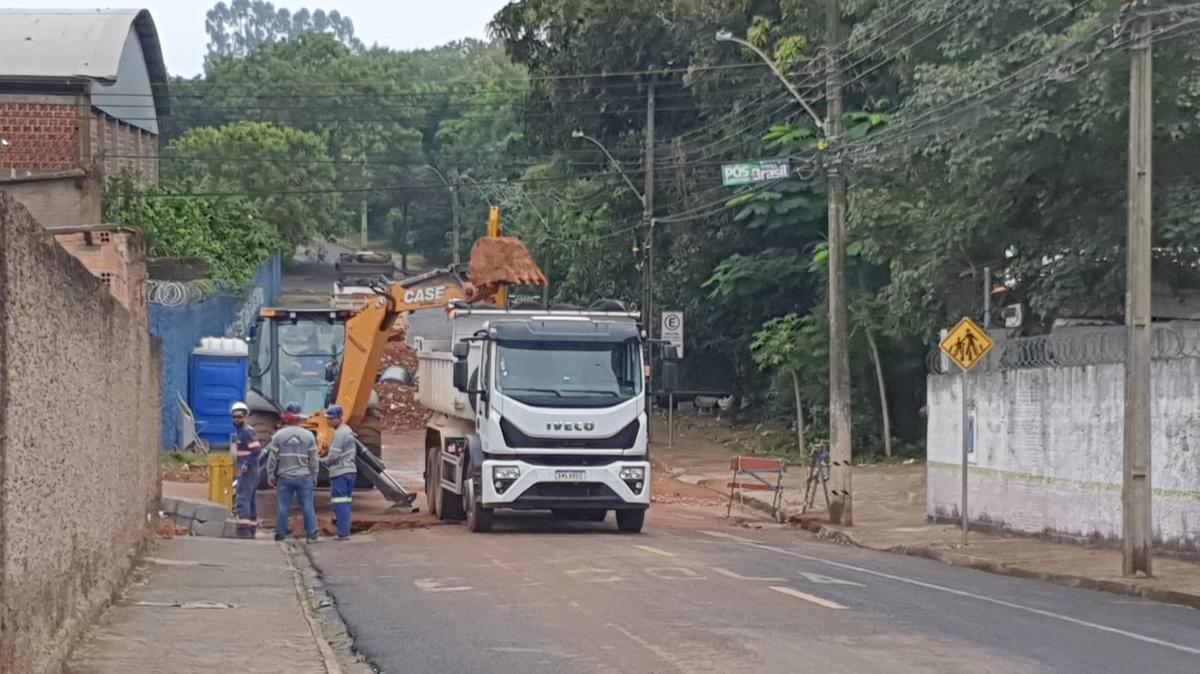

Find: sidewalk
652;417;1200;609
67;536;344;673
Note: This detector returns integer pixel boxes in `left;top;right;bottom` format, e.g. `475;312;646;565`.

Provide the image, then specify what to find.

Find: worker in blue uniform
230;401;261;539
321;404;358;541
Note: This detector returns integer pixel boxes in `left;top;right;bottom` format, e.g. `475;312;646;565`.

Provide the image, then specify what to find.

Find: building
45;224;148;324
0;9;168;227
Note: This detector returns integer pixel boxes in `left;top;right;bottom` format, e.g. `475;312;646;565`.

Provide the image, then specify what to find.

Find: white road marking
700;530;758;543
769;586;849;610
645;567;706;581
414;578;472;592
710;566;785;582
565;567;624;583
720;538;1200;656
604;622;688;671
799;571;864;587
634;544;677;557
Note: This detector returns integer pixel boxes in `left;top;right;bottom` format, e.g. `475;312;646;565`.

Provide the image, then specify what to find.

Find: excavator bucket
467;236;546;302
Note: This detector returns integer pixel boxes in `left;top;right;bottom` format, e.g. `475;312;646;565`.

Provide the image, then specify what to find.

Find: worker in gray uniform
321;404;358;541
265;402;319;542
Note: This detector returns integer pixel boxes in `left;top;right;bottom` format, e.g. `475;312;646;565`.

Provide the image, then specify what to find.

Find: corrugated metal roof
0;9;169;118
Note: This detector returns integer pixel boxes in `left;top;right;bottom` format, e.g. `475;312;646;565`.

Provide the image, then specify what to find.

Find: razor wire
146;280;207;307
927;323;1200;374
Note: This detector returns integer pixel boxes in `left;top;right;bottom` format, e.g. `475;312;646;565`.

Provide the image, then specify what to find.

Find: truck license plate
555;470;586;481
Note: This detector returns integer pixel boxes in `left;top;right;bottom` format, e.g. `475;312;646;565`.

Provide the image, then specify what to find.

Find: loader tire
355;407;384;489
247;411;280;490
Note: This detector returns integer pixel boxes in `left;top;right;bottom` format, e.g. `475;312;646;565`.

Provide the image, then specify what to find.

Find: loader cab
248;308;352;416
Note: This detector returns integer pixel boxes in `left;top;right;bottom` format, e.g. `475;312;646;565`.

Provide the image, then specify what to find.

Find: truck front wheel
465;477;493;532
615;509;645;533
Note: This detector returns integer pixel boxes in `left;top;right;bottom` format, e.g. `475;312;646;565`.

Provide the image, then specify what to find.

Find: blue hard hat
285;402;303;414
325;404;344;419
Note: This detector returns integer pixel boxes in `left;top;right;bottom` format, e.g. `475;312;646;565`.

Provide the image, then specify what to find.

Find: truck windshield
496;340;642;405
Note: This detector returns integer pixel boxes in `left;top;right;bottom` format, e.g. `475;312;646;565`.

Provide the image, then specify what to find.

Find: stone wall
927;357;1200;550
0;192;161;674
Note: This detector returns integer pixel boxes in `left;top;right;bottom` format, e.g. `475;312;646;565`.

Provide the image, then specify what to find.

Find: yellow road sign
939;317;993;372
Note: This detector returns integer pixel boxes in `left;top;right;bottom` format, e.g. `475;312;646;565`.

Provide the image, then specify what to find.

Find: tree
751;313;828;456
103;173;279;287
163;121;343;249
204;1;363;68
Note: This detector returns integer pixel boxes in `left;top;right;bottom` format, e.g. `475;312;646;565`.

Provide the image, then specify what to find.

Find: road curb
283;542;374;674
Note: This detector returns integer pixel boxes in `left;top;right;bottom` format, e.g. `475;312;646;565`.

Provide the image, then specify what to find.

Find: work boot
335;535;350;542
306;536;319;544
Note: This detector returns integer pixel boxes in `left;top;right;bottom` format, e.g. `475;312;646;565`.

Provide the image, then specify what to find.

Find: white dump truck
414;302;654;532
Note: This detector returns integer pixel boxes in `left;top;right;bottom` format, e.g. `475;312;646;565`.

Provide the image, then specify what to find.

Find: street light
571;130;645;206
715;31;826;135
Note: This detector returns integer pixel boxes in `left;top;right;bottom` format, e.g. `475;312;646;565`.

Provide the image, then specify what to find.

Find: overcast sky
16;1;513;76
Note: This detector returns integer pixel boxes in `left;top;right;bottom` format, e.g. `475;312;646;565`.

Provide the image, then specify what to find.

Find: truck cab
418;306;650;532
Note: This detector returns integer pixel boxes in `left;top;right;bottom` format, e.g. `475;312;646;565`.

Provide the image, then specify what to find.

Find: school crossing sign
939;317;993;372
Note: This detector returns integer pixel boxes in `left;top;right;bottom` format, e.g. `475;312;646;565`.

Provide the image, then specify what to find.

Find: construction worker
265;402;319;542
230;402;261;539
321;405;357;541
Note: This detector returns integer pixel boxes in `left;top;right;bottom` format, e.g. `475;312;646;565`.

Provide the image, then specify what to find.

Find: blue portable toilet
189;337;249;447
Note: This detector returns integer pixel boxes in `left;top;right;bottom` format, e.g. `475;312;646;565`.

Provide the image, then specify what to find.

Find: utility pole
360;134;369;247
643;81;656;334
643;81;656;438
826;0;853;526
1123;12;1153;577
450;169;462;266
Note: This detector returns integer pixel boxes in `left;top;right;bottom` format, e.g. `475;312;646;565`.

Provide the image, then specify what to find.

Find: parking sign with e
661;311;684;359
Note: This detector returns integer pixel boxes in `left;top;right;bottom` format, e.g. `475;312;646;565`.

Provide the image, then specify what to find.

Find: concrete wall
0;174;103;227
0;192;161;674
149;254;282;449
927;360;1200;550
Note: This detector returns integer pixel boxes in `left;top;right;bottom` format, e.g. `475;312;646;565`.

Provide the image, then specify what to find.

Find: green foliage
204;1;362;68
164;121;342;249
103;173;279;287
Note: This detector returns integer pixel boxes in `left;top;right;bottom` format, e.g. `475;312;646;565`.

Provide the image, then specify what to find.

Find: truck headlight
494;466;521;480
619;467;645;481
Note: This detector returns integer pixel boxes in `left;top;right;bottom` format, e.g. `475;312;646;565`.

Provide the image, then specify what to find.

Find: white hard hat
230;402;250;415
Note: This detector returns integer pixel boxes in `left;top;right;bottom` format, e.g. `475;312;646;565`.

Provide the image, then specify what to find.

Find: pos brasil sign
721;159;791;186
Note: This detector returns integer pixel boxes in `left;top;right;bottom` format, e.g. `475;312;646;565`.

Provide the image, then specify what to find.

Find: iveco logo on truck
404;285;447;304
547;422;595;432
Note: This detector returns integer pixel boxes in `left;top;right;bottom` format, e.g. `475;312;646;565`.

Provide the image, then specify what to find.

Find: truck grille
500;418;639;450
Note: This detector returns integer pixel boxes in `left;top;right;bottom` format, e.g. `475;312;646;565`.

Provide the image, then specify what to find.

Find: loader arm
306;269;468;453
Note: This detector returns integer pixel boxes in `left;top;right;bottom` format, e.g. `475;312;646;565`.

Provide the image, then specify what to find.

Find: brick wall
0;193;161;674
52;228;149;325
0;98;158;185
0;102;80;172
92;112;158;184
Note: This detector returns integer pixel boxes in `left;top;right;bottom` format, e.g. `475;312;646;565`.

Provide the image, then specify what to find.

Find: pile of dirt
156;515;188;538
377;338;431;431
650;472;726;507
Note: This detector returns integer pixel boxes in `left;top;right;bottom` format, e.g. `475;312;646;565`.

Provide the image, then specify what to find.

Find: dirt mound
376;338;431;431
650;472;727;507
468;237;546;301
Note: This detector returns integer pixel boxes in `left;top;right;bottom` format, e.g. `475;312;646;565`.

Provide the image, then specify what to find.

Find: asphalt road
308;506;1200;674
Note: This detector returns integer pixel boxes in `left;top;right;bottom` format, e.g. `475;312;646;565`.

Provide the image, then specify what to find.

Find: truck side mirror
379;365;413;386
452;341;469;359
453;360;470;392
663;345;682;362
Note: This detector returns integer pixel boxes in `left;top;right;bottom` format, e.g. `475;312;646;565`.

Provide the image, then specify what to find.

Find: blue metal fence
149;254;281;449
